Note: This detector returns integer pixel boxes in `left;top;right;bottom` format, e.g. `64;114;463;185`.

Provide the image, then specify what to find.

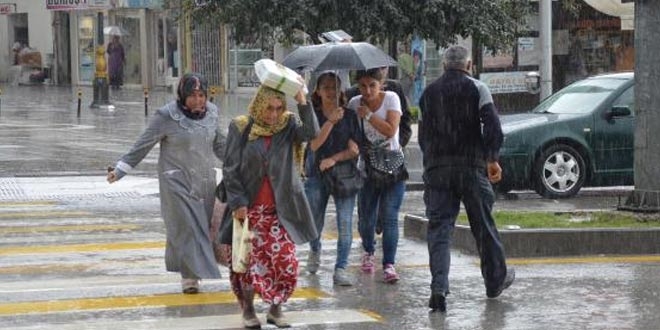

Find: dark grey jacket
222;103;320;244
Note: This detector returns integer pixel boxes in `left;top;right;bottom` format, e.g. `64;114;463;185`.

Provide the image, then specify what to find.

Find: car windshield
532;77;630;114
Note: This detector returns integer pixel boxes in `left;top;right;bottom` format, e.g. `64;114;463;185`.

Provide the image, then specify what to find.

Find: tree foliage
167;0;532;51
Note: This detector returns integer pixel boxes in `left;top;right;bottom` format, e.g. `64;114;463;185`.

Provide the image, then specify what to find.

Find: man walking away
418;45;514;313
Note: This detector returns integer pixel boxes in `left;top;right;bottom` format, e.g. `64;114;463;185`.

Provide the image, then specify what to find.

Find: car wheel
533;144;586;199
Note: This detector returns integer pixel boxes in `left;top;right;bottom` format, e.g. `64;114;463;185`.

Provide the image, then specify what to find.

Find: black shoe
487;268;515;298
428;292;446;312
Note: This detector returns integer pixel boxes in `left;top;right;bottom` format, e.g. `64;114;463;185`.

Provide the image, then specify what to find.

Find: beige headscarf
234;85;305;170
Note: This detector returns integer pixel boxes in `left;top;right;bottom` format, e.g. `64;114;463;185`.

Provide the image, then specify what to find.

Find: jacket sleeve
213;125;226;161
117;112;166;170
478;83;503;162
222;122;249;210
293;103;320;142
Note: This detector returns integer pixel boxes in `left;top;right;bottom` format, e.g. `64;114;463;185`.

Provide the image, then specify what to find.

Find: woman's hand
356;104;370;120
106;166;118;183
294;77;307;105
319;157;337;172
233;206;248;222
107;171;118;183
327;107;344;124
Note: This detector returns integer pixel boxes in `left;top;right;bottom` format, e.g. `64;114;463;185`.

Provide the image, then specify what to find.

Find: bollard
209;86;216;103
144;87;149;117
77;89;82;118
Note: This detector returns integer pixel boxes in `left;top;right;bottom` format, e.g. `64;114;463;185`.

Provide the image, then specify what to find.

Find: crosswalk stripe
0;264;91;275
0;241;164;256
7;309;379;330
0;287;329;316
0;201;58;207
0;224;141;234
509;254;660;265
0;211;91;219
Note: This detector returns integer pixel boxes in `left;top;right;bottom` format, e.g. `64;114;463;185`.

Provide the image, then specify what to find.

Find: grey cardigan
222;103;320;244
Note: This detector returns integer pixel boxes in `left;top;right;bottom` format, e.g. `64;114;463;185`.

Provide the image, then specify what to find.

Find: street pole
90;12;110;108
539;0;553;100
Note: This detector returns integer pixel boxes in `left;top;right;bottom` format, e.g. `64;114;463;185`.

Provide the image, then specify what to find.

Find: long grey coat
117;101;225;279
223;104;319;244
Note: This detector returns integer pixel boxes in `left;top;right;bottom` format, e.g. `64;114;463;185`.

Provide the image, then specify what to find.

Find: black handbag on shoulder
320;159;365;197
360;119;409;188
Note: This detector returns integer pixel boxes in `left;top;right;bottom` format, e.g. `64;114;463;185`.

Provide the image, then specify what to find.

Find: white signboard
46;0;110;10
0;3;15;14
480;71;531;94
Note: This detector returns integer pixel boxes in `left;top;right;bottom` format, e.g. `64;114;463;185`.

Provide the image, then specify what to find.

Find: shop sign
113;0;162;8
0;3;16;14
480;71;531;94
46;0;110;10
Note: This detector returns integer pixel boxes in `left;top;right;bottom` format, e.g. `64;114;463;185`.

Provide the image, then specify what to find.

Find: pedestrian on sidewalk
222;84;319;329
106;35;125;89
107;73;225;294
349;68;406;284
303;72;361;286
418;45;514;313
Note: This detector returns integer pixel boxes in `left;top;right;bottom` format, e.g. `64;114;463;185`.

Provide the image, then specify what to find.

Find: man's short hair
444;45;470;70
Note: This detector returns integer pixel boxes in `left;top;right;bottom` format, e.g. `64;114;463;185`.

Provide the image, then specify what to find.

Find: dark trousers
424;167;507;295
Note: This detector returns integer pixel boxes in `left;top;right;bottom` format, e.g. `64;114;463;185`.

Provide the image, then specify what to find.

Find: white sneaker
333;268;354;286
181;278;199;294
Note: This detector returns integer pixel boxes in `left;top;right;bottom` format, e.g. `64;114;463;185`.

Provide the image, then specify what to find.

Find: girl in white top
348;83;402;151
348;67;405;284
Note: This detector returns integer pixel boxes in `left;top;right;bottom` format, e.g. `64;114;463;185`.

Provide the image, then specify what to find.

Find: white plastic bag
231;217;252;273
254;59;307;96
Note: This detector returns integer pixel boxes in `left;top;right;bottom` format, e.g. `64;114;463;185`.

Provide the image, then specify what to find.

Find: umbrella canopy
282;42;397;73
103;26;129;36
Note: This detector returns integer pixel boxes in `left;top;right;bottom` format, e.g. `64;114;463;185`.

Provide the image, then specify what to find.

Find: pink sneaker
361;253;375;273
383;264;400;284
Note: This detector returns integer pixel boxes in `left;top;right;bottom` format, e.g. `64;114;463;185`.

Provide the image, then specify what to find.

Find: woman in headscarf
107;73;225;294
222;84;319;329
106;35;125;89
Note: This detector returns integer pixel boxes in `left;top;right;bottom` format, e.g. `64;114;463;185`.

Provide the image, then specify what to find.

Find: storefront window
229;48;262;88
114;15;141;85
156;16;178;85
228;31;274;89
78;14;96;82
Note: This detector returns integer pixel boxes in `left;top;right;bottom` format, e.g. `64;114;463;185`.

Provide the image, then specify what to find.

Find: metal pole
144;87;149;117
0;87;2;116
539;0;553;100
77;89;82;118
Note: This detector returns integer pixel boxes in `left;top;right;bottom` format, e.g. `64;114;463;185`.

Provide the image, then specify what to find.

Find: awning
583;0;635;30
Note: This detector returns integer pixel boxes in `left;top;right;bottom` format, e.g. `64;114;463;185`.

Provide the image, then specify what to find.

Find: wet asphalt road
0;84;659;329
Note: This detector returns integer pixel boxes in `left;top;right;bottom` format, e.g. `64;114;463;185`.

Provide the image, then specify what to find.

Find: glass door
114;14;141;85
78;14;96;83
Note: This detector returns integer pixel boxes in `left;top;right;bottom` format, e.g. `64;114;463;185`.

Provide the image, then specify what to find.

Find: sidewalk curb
403;214;660;257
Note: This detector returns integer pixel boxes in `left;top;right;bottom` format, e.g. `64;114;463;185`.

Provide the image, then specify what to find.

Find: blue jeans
304;176;356;270
424;167;507;295
357;179;405;266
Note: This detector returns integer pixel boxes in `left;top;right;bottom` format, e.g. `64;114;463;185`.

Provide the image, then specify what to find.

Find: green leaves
168;0;532;52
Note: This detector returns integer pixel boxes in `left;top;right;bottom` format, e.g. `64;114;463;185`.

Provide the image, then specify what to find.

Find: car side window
612;86;634;115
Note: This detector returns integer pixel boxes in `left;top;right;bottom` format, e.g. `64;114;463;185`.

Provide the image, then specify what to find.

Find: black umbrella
282;42;398;73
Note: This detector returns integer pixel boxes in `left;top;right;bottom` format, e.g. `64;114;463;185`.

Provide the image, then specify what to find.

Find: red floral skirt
230;204;298;305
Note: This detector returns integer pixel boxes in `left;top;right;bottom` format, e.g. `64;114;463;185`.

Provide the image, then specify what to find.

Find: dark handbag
320;159;365;197
364;140;409;187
